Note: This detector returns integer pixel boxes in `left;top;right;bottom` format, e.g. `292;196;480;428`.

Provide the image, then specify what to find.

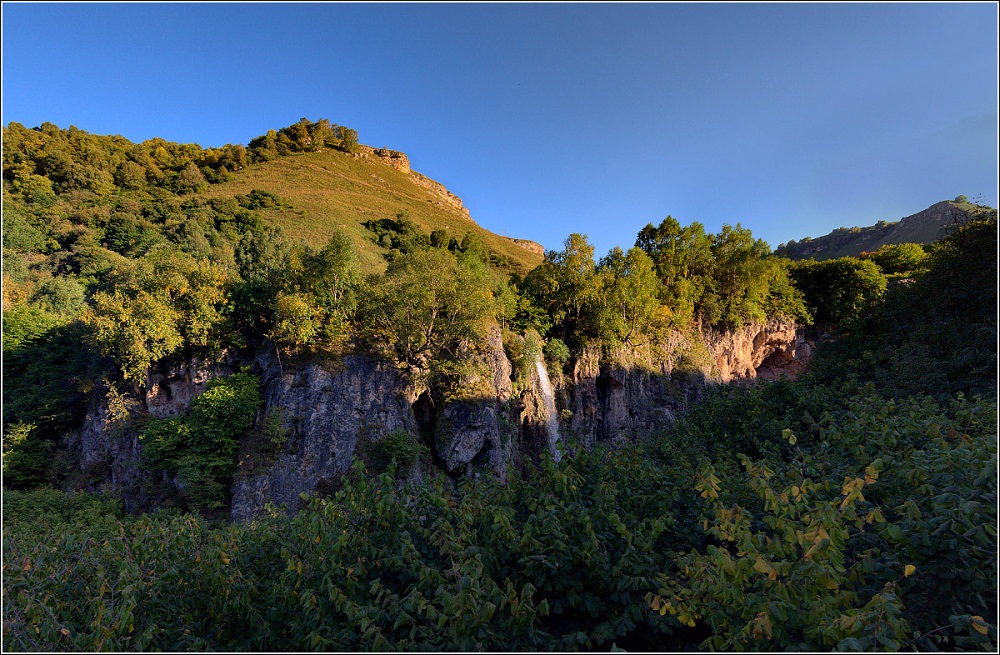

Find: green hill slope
201;145;543;275
1;119;543;278
775;198;991;260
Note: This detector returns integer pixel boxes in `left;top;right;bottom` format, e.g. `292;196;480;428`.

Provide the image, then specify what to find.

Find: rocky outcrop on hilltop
508;238;545;257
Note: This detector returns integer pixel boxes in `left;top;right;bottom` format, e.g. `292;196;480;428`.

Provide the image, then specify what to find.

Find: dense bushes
789;256;887;325
2;448;691;651
652;391;997;651
806;213;997;400
4;389;995;651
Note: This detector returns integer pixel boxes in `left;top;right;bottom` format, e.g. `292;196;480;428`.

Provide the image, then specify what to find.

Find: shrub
140;372;262;513
543;337;570;364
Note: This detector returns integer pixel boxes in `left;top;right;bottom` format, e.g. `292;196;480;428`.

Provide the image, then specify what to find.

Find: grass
202;147;544;275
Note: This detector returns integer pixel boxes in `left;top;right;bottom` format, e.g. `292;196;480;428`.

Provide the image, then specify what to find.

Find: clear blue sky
3;3;997;257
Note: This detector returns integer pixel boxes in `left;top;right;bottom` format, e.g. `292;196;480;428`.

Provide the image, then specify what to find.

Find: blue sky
3;3;997;258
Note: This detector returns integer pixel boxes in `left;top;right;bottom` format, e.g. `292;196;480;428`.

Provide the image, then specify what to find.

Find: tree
860;243;928;276
593;247;661;345
174;162;208;194
338;126;359;153
359;248;495;371
430;229;449;249
533;234;598;336
84;248;230;383
86;287;183;383
709;223;774;329
267;292;324;354
113;161;147;190
268;231;362;353
789;257;887;325
635;217;714;327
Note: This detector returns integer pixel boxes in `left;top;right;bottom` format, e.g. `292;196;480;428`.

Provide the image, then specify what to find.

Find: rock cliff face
432;327;519;479
68;382;145;510
703;318;813;383
230;351;417;522
145;352;242;419
371;148;411;174
556;319;812;446
409;171;471;217
69;319;813;521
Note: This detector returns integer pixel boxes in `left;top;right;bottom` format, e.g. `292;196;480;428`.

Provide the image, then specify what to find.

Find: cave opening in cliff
412;391;436;438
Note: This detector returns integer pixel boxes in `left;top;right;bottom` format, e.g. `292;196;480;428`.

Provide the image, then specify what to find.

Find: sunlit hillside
202;146;543;275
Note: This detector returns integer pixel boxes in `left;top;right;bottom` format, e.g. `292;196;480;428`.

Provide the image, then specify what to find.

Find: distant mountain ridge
775;199;989;260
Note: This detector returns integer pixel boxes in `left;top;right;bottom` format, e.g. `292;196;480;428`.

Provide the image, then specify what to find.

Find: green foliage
2;423;53;489
359;248;496;372
807;213;997;400
636;217;714;327
1;445;694;651
521;233;599;343
84;247;230;382
593;246;661;345
267;292;324;354
653;458;912;651
789;256;887;325
362;213;431;257
337;125;359;153
1;201;51;252
294;232;361;315
543;337;571;365
2;306;101;488
139;372;262;513
357;429;425;476
236;188;291;210
650;388;997;652
246;118;358;160
859;242;929;277
3;390;996;652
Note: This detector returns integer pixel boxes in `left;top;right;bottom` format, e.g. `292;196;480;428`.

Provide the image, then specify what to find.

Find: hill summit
775;198;990;260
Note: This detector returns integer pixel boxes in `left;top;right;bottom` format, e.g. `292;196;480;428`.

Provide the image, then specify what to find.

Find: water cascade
534;357;562;462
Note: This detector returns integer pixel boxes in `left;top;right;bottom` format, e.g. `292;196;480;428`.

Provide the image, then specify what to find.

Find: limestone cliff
67;318;813;521
230;351;417;522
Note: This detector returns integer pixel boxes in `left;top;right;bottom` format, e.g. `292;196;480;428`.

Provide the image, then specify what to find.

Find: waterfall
534;358;562;462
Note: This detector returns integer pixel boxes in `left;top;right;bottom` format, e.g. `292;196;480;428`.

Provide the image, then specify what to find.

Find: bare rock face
703;318;811;383
556;320;813;445
409;171;471;216
562;346;696;448
145;351;241;419
508;238;545;257
432;326;517;479
230;352;417;522
434;400;508;478
64;381;146;510
371;147;411;173
68;317;815;522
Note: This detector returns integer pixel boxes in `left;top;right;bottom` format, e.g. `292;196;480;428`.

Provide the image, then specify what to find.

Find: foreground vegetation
4;386;995;651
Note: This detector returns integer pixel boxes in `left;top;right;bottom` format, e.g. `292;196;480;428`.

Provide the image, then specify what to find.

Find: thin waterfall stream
534;358;562;462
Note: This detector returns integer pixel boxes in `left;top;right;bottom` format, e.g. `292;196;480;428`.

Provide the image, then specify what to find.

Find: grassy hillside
201;146;542;275
775;198;991;260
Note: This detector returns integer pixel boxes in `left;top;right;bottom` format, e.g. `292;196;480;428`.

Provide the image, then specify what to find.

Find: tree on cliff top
358;248;495;372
